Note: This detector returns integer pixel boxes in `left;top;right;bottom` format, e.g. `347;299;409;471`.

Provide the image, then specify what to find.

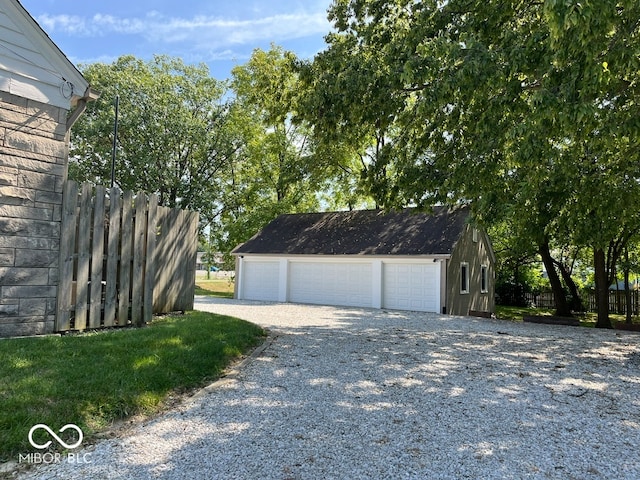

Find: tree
490;221;543;307
69;55;242;225
297;22;407;209
305;0;640;327
207;46;321;251
217;46;371;251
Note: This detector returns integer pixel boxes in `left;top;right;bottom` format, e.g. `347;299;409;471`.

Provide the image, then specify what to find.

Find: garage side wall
0;92;68;337
446;226;495;316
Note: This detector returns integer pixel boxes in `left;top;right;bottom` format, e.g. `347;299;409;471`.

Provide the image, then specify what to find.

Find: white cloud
36;10;330;49
37;13;89;35
90;14;147;35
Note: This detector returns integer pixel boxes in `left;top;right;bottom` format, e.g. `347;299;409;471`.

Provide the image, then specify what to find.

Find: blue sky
19;0;334;80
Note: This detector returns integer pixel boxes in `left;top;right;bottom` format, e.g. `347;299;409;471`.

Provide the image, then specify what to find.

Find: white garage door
241;261;280;301
289;262;372;308
383;263;440;312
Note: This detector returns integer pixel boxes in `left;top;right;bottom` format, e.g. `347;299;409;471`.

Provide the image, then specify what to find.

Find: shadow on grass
0;312;265;463
28;301;640;479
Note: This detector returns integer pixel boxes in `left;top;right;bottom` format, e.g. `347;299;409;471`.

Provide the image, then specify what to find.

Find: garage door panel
289;262;372;308
383;263;440;312
242;261;279;301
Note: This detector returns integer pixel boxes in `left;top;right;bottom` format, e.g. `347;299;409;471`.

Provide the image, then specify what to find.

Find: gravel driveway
16;297;640;479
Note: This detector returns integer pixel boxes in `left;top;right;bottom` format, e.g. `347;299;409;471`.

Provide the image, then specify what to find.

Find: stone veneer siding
0;91;69;337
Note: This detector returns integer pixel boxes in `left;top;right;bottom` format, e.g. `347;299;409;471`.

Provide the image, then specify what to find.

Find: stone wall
0;91;69;337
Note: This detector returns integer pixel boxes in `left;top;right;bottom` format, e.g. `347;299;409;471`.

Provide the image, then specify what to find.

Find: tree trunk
556;260;584;312
539;241;572;317
594;247;613;329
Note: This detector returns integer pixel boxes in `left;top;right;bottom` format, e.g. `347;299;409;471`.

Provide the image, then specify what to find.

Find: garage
233;207;495;316
383;262;440;312
289;261;372;308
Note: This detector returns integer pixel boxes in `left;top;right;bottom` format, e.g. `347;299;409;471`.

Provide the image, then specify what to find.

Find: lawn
494;305;555;322
495;304;640;329
194;272;235;298
0;311;265;463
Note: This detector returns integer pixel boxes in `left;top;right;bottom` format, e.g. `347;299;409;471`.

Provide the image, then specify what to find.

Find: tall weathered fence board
144;195;158;323
55;181;198;332
75;184;91;330
90;186;106;328
131;194;147;326
118;190;133;325
56;181;78;332
103;186;120;327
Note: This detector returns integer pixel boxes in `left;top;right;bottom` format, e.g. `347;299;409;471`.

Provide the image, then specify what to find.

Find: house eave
66;86;100;130
4;0;92;108
14;0;88;93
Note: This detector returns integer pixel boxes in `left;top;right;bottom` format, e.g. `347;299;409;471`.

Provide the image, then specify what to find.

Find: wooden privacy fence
56;181;198;332
524;290;640;315
154;205;199;313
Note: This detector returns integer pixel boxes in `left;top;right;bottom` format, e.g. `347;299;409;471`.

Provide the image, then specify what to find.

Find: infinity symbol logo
28;424;83;450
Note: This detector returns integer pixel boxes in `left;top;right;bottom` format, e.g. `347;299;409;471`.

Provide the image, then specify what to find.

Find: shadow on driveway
20;297;640;479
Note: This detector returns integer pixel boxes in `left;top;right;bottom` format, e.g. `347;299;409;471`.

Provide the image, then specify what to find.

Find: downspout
66;86;100;132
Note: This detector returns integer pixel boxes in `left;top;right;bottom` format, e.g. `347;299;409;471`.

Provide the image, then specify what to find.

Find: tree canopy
70;55;242;224
302;0;640;327
69;50;368;255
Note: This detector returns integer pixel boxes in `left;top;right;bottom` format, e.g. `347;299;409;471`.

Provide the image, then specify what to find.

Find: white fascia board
3;0;89;107
234;253;452;262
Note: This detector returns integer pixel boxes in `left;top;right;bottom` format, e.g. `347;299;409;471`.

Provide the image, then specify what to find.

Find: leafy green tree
543;0;640;326
306;0;640;327
490;221;542;306
218;46;372;251
211;46;321;251
297;25;405;209
69;55;242;224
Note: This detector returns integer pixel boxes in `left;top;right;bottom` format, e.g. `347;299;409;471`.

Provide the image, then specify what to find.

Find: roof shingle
232;206;470;256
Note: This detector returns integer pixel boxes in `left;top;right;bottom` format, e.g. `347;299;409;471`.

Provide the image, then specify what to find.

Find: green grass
0;311;265;463
495;304;640;328
194;277;235;298
494;305;555;322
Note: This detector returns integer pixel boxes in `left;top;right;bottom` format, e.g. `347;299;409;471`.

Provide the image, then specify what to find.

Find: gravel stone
15;297;640;479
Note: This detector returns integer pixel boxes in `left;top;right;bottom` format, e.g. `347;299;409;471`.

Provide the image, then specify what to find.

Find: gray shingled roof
232;206;470;256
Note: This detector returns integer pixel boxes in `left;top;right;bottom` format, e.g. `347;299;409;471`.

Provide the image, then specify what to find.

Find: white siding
0;4;86;109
